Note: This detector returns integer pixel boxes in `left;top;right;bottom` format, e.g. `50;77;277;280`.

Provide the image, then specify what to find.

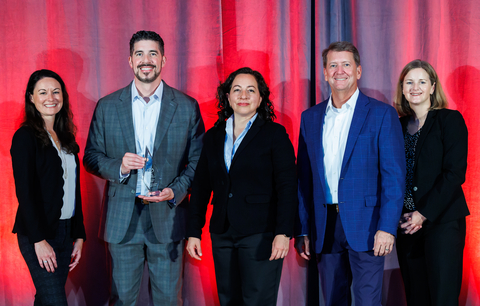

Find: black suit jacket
11;126;86;244
401;109;469;223
187;118;298;239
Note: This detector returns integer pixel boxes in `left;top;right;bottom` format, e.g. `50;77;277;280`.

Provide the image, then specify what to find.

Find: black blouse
403;128;422;211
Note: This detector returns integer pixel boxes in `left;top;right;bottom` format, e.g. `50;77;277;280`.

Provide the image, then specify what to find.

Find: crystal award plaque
143;147;160;196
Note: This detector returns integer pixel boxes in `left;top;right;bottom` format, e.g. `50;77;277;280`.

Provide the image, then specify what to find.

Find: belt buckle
335;204;339;213
142;199;150;205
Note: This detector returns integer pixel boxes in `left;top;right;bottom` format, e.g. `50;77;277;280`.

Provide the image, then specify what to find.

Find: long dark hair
215;67;275;127
23;69;79;154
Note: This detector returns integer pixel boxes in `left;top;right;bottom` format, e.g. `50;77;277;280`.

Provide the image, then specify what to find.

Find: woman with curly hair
11;69;86;305
186;67;297;305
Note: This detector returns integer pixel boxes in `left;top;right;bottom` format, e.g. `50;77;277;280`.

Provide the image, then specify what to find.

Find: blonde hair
394;59;448;117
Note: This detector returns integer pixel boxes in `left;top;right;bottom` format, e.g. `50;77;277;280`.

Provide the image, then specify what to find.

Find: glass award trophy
143;147;160;196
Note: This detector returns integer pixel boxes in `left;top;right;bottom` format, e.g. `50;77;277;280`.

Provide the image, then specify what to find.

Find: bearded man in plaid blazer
84;30;204;306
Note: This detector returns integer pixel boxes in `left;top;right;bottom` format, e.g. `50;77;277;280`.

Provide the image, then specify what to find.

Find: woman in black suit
394;60;469;306
186;67;297;305
11;69;86;305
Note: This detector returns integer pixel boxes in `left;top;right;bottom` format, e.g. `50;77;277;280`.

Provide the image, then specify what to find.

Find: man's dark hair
322;41;361;68
129;30;165;56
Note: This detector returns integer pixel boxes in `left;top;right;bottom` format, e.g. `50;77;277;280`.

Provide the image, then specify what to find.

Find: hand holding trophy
143;147;161;197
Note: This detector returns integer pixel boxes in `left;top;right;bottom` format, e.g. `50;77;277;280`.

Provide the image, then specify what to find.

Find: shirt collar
131;80;164;105
226;113;259;131
326;88;360;113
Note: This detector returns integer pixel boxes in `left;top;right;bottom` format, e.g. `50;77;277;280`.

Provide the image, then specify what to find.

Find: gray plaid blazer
84;81;205;243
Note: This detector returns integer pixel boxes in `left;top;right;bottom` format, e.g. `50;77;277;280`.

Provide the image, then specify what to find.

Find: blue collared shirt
224;113;258;172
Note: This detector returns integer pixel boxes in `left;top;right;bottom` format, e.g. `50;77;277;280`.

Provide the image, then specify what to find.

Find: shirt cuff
167;197;176;209
119;167;129;183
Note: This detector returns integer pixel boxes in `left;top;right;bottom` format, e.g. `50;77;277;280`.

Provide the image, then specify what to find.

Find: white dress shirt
131;81;163;196
323;88;359;204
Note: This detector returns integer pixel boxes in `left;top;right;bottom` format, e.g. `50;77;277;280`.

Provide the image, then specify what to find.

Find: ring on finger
43;260;48;263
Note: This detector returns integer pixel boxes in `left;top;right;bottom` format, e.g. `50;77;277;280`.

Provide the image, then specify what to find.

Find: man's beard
135;65;161;84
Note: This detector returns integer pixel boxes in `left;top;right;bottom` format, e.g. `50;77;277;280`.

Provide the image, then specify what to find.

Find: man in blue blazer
295;41;405;305
84;31;204;305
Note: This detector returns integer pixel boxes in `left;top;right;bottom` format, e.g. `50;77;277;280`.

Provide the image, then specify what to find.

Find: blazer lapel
341;91;370;174
229;117;265;170
214;124;229;176
414;110;437;166
314;101;328;188
154;81;178;153
115;83;136;153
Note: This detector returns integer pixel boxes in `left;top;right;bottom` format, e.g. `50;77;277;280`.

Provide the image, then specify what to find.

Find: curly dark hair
130;30;165;56
215;67;275;127
23;69;79;154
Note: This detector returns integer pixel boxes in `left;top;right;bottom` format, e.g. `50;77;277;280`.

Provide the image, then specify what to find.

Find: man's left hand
373;230;395;257
138;188;174;202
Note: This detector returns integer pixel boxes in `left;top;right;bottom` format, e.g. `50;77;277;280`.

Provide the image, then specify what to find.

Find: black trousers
211;226;283;306
396;217;466;306
17;219;74;306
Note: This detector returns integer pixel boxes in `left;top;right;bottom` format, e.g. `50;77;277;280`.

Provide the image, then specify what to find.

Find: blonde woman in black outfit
395;60;469;306
11;69;86;305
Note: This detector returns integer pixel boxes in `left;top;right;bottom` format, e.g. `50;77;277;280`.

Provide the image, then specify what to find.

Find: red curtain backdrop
0;0;478;305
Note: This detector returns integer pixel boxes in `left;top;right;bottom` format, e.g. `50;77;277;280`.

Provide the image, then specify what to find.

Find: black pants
211;226;283;306
17;219;74;306
396;217;466;306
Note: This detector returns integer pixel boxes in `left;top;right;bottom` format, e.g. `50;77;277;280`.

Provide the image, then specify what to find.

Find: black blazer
187;118;298;239
400;109;469;224
11;126;86;244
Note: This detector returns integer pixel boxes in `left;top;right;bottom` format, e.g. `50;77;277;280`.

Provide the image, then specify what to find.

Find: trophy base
145;190;162;197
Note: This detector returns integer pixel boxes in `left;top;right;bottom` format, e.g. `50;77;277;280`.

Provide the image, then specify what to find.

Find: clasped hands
121;152;174;202
398;211;426;235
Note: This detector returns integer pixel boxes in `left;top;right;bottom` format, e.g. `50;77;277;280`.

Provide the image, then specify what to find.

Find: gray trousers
109;203;184;306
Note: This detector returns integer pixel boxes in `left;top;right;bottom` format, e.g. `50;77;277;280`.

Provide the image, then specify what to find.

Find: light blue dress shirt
120;81;163;196
224;113;258;172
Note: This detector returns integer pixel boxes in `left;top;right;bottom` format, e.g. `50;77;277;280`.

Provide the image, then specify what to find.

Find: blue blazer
297;91;406;252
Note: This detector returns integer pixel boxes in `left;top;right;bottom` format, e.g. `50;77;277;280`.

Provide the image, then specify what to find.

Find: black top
400;109;469;223
403;128;422;211
11;126;86;244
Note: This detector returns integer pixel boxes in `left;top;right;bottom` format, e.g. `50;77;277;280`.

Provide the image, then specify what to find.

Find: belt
135;197;150;205
327;203;339;213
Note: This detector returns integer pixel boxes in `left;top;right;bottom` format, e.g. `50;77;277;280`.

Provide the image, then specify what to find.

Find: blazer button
228;193;233;198
413;187;418;191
